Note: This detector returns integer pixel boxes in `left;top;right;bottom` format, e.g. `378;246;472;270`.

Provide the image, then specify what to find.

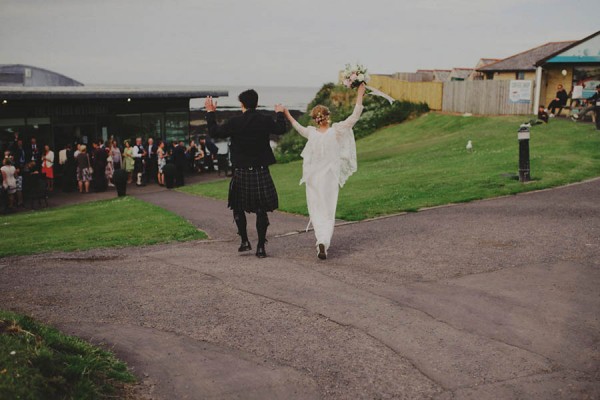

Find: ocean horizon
86;83;321;112
189;85;320;112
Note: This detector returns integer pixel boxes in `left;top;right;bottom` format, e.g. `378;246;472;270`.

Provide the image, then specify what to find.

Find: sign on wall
509;80;532;103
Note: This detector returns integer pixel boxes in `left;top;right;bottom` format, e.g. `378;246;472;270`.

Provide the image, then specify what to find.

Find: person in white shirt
132;137;146;186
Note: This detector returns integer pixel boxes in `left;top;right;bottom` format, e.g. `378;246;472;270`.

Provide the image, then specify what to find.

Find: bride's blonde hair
310;105;330;126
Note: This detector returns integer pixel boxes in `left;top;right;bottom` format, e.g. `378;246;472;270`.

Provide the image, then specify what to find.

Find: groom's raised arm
205;96;233;139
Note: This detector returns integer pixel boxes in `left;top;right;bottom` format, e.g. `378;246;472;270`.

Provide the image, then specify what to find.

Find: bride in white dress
283;83;365;259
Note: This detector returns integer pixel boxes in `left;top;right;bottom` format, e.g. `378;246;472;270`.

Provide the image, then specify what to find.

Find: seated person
548;84;568;116
537;105;549;123
572;84;600;122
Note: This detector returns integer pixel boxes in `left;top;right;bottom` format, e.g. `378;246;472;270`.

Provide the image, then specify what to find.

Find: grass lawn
180;113;600;220
0;197;207;258
0;310;135;399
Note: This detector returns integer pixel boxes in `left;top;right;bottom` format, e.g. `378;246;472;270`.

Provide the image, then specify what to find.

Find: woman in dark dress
62;144;77;192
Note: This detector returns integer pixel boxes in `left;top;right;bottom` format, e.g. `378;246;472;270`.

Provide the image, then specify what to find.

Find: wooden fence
442;80;534;115
365;75;535;115
369;75;443;110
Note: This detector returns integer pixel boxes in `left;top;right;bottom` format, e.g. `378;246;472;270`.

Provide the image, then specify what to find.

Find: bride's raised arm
339;83;365;129
283;108;309;139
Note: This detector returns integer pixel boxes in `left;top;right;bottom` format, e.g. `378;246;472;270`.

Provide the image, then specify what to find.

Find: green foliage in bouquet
275;83;429;163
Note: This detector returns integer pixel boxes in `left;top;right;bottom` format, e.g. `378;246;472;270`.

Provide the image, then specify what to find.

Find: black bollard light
518;123;531;182
595;100;600;131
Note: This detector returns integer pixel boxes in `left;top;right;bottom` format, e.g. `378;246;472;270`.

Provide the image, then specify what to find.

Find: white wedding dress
291;104;364;251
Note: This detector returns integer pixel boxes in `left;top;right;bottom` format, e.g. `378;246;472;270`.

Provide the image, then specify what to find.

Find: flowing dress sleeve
337;104;364;130
334;104;364;187
291;120;310;139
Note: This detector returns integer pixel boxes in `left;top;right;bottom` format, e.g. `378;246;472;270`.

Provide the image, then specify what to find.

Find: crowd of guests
1;132;224;212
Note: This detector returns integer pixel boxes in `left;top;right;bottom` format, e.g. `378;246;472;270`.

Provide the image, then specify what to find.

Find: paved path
1;179;599;399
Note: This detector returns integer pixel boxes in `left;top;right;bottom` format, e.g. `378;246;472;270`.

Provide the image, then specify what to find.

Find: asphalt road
1;179;599;399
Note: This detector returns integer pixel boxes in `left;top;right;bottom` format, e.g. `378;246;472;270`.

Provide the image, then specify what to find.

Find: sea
189;85;320;112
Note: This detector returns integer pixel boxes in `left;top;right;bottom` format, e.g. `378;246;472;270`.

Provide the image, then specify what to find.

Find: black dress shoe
256;246;267;258
238;241;252;252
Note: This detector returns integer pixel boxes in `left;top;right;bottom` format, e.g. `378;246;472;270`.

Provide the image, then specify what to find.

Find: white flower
10;351;16;355
357;73;365;81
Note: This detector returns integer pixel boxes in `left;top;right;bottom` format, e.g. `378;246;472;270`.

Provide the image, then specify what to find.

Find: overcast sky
1;0;598;87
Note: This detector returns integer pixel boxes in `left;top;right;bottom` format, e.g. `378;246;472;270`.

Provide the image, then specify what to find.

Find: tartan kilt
228;166;278;213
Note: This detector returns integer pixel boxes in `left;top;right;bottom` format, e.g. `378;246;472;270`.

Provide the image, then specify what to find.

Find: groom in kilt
205;90;287;258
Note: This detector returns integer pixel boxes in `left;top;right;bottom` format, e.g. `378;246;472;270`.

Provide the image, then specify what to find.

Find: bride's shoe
317;244;327;260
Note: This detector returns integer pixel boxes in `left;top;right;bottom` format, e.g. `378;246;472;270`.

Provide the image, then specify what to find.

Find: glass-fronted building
0;65;226;151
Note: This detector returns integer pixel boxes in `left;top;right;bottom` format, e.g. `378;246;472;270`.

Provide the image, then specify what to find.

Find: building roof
449;68;474;80
478;41;576;72
0;85;227;100
0;64;84;87
432;70;451;82
535;30;600;66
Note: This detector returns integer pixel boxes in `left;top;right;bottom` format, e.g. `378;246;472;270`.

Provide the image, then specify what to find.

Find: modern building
0;65;227;152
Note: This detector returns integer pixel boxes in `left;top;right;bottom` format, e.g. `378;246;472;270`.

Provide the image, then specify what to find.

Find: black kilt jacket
206;109;287;212
206;109;286;168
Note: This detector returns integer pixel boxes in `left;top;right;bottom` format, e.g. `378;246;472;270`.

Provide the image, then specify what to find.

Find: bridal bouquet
342;63;370;89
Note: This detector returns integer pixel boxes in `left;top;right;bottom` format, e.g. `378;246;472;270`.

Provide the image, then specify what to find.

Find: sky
0;0;599;88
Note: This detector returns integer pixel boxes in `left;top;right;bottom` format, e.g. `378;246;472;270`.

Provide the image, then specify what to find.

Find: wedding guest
193;144;205;172
548;84;568;117
62;144;77;192
157;140;166;186
205;90;287;258
188;140;199;172
21;160;38;204
110;140;122;170
284;83;365;260
26;137;42;169
200;136;219;172
132;137;146;186
106;147;115;188
1;158;17;210
12;139;26;170
146;137;157;183
74;143;81;158
14;163;23;208
41;144;54;191
76;145;92;193
123;140;134;183
172;140;187;187
92;140;108;192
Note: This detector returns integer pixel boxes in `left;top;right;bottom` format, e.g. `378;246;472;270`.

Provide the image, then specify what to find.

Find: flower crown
314;112;329;125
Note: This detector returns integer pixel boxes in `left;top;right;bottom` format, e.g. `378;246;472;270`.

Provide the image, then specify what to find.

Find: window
165;112;188;144
516;72;525;80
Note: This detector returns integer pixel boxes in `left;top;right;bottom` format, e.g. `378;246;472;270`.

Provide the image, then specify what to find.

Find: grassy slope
0;197;207;257
181;113;600;220
0;310;135;399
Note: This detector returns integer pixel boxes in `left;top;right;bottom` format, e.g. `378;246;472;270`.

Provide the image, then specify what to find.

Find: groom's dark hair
238;89;258;110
